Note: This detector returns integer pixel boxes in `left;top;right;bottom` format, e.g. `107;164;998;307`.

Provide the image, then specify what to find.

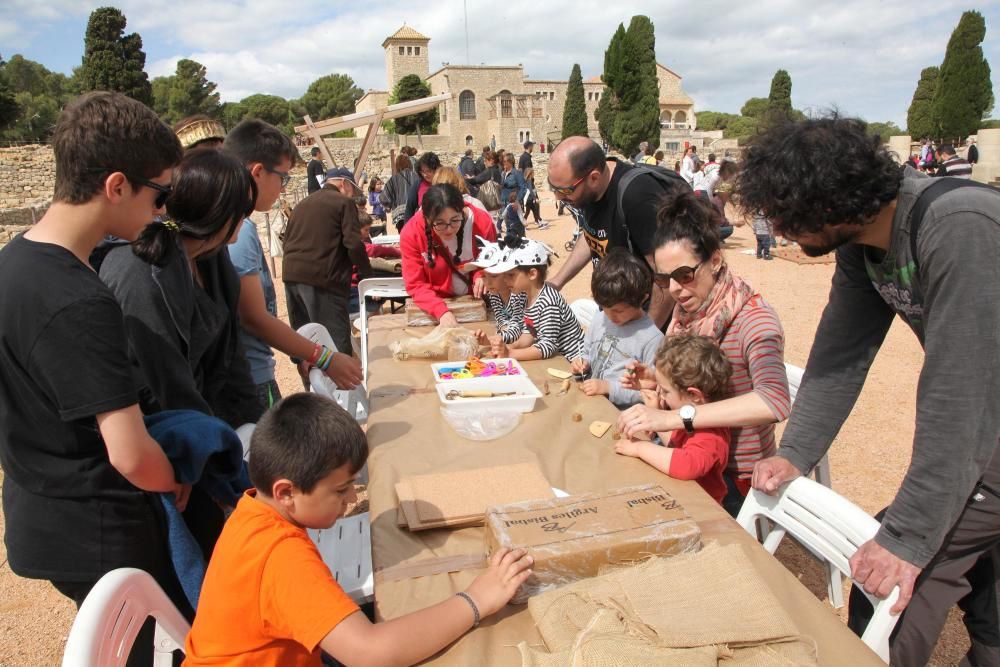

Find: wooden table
363;322;882;666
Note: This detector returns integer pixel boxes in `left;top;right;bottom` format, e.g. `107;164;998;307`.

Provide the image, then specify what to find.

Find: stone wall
1;144;55;208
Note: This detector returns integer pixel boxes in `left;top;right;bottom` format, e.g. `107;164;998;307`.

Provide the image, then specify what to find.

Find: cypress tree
907;66;940;139
612;15;661;156
78;7;153;106
761;69;794;130
392;74;437;135
596;23;625;147
562;64;588;139
933;10;993;139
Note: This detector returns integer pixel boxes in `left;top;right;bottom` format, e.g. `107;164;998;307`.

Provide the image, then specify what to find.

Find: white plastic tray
435;375;542;413
431;358;527;382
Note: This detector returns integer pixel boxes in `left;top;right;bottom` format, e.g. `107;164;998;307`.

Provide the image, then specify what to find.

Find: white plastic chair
308;512;374;605
785;363;832;488
62;568;190;667
357;277;408;388
569;298;599;331
235;423;255;461
737;478;900;662
297;323;369;424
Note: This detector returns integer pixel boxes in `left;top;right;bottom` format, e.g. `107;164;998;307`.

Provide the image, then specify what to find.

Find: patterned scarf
667;265;757;340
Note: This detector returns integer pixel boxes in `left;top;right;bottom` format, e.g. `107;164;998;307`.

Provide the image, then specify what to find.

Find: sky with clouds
2;0;999;128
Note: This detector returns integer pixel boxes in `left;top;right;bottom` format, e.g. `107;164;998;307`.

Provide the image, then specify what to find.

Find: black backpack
613;163;691;253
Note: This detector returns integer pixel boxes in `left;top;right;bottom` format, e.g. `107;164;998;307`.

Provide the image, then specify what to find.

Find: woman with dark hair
466;150;503;210
381;153;419;231
615;190;790;516
499;153;528;209
403;151;442;222
400;183;497;327
99;147;259;428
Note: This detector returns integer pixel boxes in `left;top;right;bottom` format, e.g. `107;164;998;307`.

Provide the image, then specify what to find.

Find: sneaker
764;255;773;260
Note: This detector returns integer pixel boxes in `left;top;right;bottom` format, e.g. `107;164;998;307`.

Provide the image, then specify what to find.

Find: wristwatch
679;404;696;434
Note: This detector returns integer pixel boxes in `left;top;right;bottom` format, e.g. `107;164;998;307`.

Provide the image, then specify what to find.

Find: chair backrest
784;362;804;404
357;277;408;387
62;568;190;667
736;478;899;662
569;298;599;331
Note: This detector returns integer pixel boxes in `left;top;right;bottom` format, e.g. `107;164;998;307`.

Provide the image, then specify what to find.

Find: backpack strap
615;164;690;253
907;178;997;273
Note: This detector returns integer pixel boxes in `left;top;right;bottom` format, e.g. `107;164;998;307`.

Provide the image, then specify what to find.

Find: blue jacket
500;169;528;209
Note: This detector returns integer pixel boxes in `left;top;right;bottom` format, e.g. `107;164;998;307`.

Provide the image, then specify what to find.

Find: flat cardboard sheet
406;296;487;326
364;322;884;666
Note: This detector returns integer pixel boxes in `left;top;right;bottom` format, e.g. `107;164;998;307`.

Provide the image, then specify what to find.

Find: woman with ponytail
615;190;791;517
400;183;497;326
100;147;260;428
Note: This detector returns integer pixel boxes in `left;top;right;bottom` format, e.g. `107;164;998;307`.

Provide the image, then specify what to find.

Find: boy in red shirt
614;334;732;505
185;393;532;666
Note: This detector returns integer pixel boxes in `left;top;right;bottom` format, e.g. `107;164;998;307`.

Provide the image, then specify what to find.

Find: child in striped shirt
487;237;584;361
468;237;526;344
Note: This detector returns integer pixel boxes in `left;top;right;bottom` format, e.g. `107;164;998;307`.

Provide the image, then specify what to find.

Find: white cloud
3;0;999;126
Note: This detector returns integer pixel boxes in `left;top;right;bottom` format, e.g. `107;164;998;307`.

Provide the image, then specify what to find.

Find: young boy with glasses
0;92;190;613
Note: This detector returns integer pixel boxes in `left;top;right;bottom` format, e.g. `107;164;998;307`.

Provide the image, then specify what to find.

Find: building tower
383;25;430;90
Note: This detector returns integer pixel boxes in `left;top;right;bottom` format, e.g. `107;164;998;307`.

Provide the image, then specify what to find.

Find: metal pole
464;0;470;65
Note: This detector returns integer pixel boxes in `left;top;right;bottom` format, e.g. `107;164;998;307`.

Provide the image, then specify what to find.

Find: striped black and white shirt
487;291;527;344
515;284;585;360
937;156;973;179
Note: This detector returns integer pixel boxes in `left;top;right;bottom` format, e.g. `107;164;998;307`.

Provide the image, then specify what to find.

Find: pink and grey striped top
717;295;790;478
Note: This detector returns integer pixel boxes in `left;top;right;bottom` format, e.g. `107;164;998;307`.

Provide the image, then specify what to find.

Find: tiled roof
382;25;430;46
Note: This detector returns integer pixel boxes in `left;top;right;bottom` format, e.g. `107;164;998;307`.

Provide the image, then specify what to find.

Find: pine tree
596;23;626;147
391;74;437;135
933;10;993;139
0;57;20;131
78;7;153;106
612;15;661;156
562;64;588;139
299;74;363;121
906;66;939;139
166;59;221;123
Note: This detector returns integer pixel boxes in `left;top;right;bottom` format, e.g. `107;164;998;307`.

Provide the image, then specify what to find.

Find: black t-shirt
307;159;325;193
578;158;666;264
518;151;534;173
0;235;164;581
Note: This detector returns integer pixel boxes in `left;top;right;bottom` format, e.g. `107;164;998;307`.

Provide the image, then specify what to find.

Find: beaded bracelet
316;346;334;371
307;343;323;366
455;591;480;628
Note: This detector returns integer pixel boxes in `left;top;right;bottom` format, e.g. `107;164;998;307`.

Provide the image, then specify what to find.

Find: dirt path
0;195;969;665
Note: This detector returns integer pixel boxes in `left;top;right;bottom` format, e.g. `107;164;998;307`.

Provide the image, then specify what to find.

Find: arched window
660;110;673;128
500;90;513;118
466;135;474;147
459;90;476;120
674;110;687;129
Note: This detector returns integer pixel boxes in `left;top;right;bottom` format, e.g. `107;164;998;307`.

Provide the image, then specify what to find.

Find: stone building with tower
354;25;699;153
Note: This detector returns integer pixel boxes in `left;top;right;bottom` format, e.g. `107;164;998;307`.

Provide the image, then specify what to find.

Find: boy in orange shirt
185;393;533;666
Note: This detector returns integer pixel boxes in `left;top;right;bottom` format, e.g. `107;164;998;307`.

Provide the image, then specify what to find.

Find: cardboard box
485;485;701;601
406;296;487;326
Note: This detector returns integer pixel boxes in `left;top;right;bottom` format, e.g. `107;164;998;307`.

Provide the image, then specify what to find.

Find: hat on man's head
523;140;535;148
324;167;359;192
487;238;554;274
465;236;505;270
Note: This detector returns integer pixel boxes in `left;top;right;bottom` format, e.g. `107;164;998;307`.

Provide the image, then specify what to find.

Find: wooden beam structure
294;92;452;183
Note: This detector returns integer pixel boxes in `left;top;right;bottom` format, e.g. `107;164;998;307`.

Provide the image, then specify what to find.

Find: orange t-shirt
184;491;359;666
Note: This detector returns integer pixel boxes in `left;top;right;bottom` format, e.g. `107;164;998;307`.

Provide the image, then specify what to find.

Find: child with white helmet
467;236;526;344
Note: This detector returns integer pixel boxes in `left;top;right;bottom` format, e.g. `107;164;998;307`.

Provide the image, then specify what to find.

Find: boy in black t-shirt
0;92;188;612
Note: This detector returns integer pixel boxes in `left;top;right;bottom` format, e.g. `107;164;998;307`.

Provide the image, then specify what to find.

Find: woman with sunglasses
616;189;791;517
400;183;497;327
99;147;260;430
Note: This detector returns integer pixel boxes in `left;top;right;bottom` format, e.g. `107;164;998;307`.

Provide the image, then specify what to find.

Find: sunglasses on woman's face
652;260;704;288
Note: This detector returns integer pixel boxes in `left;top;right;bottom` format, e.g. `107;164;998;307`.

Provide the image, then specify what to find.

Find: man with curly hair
739;117;1000;667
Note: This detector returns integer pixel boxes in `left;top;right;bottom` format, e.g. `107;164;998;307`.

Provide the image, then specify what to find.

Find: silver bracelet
455;591;480;628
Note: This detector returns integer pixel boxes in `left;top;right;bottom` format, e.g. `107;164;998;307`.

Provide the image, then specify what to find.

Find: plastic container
431;358;527;382
435;375;542;413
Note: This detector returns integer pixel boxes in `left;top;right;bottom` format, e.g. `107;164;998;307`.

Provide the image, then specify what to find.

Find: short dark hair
52;91;182;204
708;153;716;163
417;152;441;173
653;189;721;261
655;334;732;401
736;117;902;238
465;148;474;157
592;247;652;308
311;147;321;156
223;118;299;170
567;140;607;178
249;393;368;495
132;147;257;267
939;144;956;157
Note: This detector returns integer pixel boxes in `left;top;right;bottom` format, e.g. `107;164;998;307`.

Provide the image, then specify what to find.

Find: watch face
679;405;696;420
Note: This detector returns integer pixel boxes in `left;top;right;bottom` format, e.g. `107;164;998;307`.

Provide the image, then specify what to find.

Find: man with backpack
740;117;1000;667
547;137;688;328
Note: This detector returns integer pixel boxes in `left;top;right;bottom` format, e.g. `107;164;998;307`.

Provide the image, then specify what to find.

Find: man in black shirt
518;141;544;226
547;137;683;327
306;146;325;194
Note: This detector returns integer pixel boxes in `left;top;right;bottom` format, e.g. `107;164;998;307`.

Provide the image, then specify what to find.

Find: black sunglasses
85;168;172;208
653;260;704;288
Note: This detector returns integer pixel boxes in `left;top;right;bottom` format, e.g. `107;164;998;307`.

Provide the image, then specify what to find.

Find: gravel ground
0;196;969;665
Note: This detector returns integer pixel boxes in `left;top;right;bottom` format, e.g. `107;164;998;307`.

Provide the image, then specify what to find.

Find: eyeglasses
266;166;291;188
431;217;463;231
652;260;705;288
547;174;587;196
130;176;173;209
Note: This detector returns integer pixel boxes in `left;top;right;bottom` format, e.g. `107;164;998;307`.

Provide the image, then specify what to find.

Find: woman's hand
620;360;657;391
472;276;486;299
618;403;674;439
464;548;533;617
439;311;459;328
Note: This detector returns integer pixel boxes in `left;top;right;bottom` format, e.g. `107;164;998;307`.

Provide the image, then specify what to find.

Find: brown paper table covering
363;322;882;666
